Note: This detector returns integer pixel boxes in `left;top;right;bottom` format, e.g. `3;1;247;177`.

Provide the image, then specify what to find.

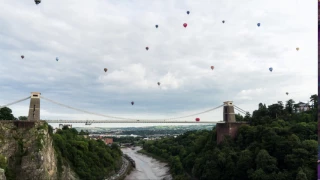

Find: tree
285;99;295;114
295;168;307;180
268;103;284;118
18;116;28;120
309;94;318;109
235;113;244;121
0;107;15;120
293;104;299;113
79;130;88;135
255;149;278;173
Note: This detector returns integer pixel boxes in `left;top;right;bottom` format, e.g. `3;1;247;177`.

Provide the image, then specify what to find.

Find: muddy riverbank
122;147;172;180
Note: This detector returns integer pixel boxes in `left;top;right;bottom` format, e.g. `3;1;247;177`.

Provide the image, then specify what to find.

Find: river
122;147;172;180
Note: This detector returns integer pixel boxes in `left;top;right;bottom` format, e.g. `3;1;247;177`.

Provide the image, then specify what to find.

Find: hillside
143;97;318;180
51;127;123;180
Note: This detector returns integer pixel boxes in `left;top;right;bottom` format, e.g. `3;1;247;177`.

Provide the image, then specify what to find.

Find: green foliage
4;167;15;180
78;130;89;135
0;154;6;169
36;134;44;151
51;127;122;180
0;107;15;120
18;116;28;120
113;136;141;144
143;95;317;180
37;122;48;131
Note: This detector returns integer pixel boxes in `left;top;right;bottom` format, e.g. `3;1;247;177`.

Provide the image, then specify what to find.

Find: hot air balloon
183;23;187;28
296;47;299;51
211;66;214;70
222;20;225;23
286;92;289;95
195;118;200;122
35;0;41;5
21;55;24;59
131;101;134;105
155;25;158;28
146;47;149;50
269;67;273;72
157;82;160;86
187;11;190;14
257;23;260;27
104;68;108;72
56;57;59;61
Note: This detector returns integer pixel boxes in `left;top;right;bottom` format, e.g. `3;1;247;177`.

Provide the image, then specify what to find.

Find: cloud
0;0;317;127
236;88;267;100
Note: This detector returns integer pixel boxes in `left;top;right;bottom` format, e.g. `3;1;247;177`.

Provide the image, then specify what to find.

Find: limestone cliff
0;121;79;180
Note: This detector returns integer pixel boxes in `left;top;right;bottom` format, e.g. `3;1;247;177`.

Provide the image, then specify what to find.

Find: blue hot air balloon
187;11;190;14
269;67;273;72
257;23;261;27
56;57;59;61
155;25;158;28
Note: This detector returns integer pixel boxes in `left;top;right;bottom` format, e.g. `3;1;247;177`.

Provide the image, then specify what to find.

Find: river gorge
122;147;172;180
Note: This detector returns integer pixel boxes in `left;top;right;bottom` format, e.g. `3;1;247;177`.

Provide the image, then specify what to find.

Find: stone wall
216;122;249;144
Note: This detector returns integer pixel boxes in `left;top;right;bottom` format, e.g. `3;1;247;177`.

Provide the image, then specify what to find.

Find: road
122;147;172;180
106;157;129;180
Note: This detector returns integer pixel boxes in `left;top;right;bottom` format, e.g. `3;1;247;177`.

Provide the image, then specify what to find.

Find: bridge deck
44;120;220;123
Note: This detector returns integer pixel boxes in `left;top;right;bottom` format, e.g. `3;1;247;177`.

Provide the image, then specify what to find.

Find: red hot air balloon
211;66;214;70
195;118;200;122
183;23;187;28
146;47;149;50
21;55;24;59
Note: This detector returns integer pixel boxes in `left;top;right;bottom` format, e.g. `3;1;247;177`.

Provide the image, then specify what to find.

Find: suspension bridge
0;92;248;124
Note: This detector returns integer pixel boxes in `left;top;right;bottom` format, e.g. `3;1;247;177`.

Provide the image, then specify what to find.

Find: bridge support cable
40;96;134;120
234;105;249;115
0;97;31;109
164;104;224;121
40;96;223;121
234;106;247;115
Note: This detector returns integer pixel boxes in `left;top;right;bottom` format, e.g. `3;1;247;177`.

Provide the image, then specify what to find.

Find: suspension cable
0;97;31;109
164;104;224;120
41;96;134;120
40;96;223;121
234;106;247;115
234;106;246;113
234;105;248;114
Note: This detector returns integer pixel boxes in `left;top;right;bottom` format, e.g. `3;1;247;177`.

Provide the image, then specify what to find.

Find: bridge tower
223;101;236;122
216;101;248;144
27;92;41;121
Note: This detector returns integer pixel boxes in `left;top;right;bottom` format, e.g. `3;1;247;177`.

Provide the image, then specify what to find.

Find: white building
296;102;310;112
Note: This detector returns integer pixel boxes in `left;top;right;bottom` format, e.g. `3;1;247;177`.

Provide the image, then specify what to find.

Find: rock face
0;121;78;180
0;168;6;180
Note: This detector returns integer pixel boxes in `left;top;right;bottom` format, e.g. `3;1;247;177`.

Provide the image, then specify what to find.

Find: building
296;102;310;112
105;138;113;145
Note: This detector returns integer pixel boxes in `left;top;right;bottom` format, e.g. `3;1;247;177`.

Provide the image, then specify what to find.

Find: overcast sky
0;0;317;128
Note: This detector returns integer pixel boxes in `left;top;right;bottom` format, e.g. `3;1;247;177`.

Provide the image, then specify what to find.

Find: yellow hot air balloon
296;47;299;51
